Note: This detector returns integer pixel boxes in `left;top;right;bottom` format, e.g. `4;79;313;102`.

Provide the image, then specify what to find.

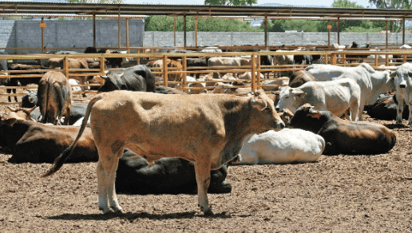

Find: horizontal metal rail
0;49;412;105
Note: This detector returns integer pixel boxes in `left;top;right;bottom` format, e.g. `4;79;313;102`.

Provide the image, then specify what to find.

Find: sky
123;0;373;8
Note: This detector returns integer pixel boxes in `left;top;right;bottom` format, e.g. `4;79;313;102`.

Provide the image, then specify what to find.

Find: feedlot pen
0;49;411;104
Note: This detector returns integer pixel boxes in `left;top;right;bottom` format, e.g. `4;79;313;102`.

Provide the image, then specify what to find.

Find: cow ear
291;89;307;98
2;117;17;126
308;107;322;118
390;71;397;78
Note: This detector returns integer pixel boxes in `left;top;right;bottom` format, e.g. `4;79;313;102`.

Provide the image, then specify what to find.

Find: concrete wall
0;19;144;54
0;19;410;53
143;31;412;48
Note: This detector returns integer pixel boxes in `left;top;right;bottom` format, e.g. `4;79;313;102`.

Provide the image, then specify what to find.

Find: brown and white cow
42;89;285;215
289;104;396;155
289;70;317;88
37;71;72;125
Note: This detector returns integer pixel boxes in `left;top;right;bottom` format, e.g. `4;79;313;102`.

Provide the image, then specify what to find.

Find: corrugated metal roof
0;2;410;20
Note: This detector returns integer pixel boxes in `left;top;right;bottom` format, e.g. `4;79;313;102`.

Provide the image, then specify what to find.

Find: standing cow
305;63;396;120
391;62;412;125
98;65;156;93
42;89;285;215
37;71;72;125
277;78;361;121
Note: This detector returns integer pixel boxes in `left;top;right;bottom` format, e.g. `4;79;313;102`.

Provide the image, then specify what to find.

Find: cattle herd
2;42;412;216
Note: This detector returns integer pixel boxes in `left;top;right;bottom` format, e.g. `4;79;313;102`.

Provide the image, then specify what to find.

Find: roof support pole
328;20;331;48
195;16;198;47
264;14;268;49
118;8;121;49
126;18;129;53
337;17;340;45
93;13;96;48
174;17;176;47
184;15;187;48
41;17;45;53
386;20;388;50
403;17;405;45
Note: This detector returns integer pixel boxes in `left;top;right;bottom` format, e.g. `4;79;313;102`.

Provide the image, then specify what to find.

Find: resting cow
42;89;285;215
0;117;97;163
232;128;325;165
37;71;72;125
116;149;231;194
391;63;412;125
289;104;396;155
98;65;156;93
365;94;409;121
305;63;396;120
277;78;361;121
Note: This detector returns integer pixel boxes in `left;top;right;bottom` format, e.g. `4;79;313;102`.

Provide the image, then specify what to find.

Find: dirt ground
1;93;412;232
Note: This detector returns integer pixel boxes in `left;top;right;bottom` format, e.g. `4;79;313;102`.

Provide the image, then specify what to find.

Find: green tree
204;0;257;6
65;0;122;3
145;16;262;32
368;0;410;32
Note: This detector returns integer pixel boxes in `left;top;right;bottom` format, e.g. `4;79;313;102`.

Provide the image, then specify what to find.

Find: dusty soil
1;93;412;232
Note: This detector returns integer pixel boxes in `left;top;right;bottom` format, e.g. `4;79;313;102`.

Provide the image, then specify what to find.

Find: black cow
186;57;209;79
346;42;371;63
366;94;409;120
21;91;38;108
116;148;232;194
98;65;156;93
293;47;321;65
289;104;396;155
6;64;44;102
97;48;123;68
0;117;97;164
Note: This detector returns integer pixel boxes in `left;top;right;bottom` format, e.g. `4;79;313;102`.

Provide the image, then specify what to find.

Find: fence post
100;56;105;75
63;56;69;79
331;53;337;65
163;55;168;87
324;54;328;64
256;54;261;90
182;55;187;92
251;54;256;92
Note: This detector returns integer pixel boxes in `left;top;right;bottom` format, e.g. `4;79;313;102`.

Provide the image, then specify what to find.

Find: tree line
144;0;406;33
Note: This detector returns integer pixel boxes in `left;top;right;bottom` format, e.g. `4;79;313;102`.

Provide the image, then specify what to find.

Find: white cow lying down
233;128;325;165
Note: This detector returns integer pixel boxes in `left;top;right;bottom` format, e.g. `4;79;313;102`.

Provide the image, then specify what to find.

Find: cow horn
100;75;108;80
7;106;16;111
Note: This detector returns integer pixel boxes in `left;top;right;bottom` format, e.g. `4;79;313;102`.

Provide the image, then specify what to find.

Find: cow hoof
100;208;112;214
202;208;214;216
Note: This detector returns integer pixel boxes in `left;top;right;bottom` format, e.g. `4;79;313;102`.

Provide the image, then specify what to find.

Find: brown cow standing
37;71;72;125
43;89;285;215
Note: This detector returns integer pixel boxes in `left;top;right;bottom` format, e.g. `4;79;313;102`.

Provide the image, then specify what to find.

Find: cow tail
41;95;104;178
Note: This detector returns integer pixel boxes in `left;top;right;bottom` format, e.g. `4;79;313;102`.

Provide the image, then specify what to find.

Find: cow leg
63;106;71;125
194;159;213;215
358;102;365;121
96;147;123;214
396;93;405;125
350;101;360;121
408;96;412;126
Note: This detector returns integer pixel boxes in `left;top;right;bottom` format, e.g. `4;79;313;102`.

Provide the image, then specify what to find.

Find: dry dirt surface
1;95;412;232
